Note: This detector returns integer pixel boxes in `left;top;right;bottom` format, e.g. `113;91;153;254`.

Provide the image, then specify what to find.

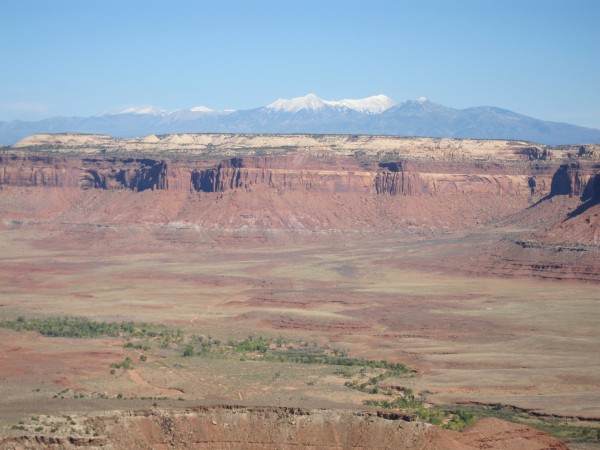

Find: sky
1;0;600;128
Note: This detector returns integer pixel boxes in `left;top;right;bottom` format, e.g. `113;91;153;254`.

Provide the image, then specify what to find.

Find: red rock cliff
550;162;600;197
2;153;598;202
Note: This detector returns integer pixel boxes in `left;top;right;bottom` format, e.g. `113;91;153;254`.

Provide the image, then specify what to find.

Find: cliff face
0;155;72;188
1;137;598;280
373;168;542;196
3;133;598;203
583;172;600;201
187;157;557;197
549;163;600;197
2;154;598;200
80;158;168;191
0;155;169;191
3;150;600;205
190;166;374;194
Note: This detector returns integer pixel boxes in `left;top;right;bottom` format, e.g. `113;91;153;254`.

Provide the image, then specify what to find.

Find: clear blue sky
1;0;599;128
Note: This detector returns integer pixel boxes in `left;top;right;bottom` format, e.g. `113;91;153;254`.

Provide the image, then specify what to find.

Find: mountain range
2;93;600;146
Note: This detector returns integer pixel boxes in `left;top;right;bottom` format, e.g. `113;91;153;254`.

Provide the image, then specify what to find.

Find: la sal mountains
2;93;600;146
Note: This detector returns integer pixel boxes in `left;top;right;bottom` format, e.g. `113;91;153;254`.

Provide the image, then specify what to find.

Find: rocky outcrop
373;161;554;197
0;155;169;191
190;158;256;192
582;172;600;202
188;157;557;197
0;406;567;450
80;158;168;191
0;434;106;449
2;152;598;203
190;166;373;194
519;146;551;161
0;154;71;187
549;162;600;197
0;153;565;198
3;133;598;201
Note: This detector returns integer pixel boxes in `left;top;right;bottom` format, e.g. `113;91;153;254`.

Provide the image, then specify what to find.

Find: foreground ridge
0;405;569;450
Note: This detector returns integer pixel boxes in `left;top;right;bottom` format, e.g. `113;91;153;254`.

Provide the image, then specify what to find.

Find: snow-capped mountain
2;94;600;146
101;106;168;116
266;93;396;114
189;106;214;113
335;94;397;114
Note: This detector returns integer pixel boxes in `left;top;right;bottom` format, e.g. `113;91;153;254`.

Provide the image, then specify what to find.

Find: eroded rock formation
0;155;70;187
0;406;569;450
0;154;551;197
0;155;169;191
80;158;168;191
2;151;599;206
582;172;600;202
0;133;598;239
549;162;599;197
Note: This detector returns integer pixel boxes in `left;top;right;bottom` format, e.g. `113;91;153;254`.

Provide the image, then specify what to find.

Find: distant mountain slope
2;94;600;146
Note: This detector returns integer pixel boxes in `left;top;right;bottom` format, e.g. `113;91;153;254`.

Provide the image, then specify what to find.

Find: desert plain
0;133;598;449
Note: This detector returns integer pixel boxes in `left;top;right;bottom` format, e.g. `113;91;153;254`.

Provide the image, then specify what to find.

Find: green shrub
110;357;133;370
0;316;178;342
182;344;195;357
235;335;268;353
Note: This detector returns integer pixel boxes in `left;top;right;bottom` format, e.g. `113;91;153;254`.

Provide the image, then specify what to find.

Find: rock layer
0;154;581;199
1;133;599;245
0;155;169;191
549;162;600;197
0;406;569;450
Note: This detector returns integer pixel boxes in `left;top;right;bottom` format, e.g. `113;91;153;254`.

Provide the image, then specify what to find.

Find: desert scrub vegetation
3;316;597;442
2;317;408;370
0;316;128;337
345;367;477;429
181;333;412;374
362;387;474;429
438;403;600;444
110;357;134;370
0;316;184;344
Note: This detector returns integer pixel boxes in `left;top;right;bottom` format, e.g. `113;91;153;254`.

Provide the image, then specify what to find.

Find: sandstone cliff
1;133;598;237
0;155;169;191
549;162;600;198
0;153;566;199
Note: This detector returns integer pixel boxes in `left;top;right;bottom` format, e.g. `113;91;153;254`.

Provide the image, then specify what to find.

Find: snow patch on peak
102;106;167;116
267;93;397;114
190;106;214;113
336;95;397;113
417;97;428;103
267;93;327;113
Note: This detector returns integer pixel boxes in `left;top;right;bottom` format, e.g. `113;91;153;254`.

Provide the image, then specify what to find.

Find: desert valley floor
0;133;598;449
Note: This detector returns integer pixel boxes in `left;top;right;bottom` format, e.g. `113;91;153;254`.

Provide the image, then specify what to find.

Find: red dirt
0;407;569;450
